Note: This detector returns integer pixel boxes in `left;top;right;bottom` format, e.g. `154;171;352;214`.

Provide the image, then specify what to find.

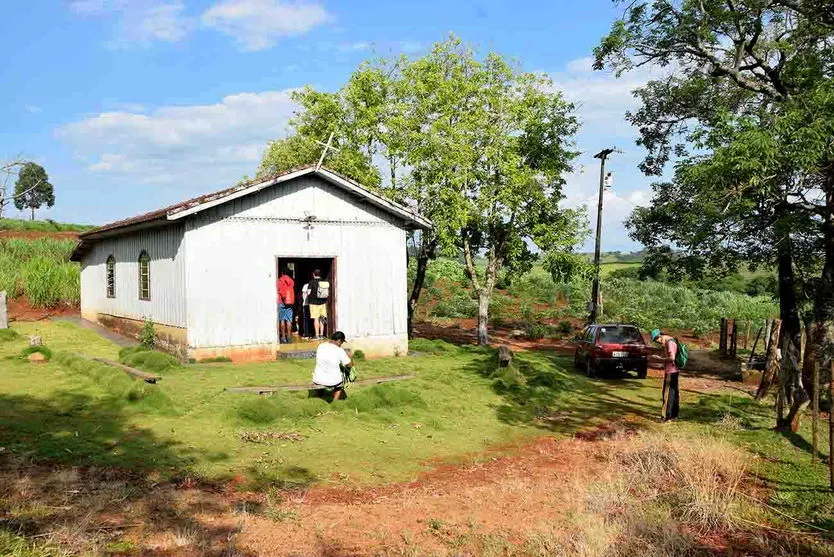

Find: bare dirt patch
7;296;78;322
414;321;576;354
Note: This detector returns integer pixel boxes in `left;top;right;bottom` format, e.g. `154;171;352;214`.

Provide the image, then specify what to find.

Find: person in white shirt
312;331;353;401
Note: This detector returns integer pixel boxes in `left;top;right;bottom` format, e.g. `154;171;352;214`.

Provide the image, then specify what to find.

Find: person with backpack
312;331;353;401
650;329;688;421
308;268;330;340
277;267;295;344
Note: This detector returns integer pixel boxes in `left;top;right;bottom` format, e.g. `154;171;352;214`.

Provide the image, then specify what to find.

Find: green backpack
673;338;689;369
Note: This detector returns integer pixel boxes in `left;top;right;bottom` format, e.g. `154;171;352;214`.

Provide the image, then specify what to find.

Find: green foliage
13;163;55;219
0;329;19;342
139;320;155;350
118;346;181;375
543;251;593;283
0;218;92;232
352;349;365;360
430;292;478;318
507;267;560;305
17;345;52;361
0;238;79;306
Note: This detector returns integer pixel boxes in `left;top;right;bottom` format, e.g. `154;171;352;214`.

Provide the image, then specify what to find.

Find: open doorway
276;257;336;345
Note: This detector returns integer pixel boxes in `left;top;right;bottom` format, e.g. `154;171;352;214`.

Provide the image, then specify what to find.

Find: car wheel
585;358;596;378
637;365;647;379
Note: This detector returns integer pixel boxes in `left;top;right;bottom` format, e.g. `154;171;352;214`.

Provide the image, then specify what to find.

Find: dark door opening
276;257;336;344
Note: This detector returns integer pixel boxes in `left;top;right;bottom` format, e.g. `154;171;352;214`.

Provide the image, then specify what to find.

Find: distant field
599;261;640;277
0;218;93;233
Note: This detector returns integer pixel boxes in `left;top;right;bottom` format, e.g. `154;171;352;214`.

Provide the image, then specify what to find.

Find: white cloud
56;89;299;187
69;1;193;46
68;0;126;15
338;41;371;53
548;57;674;251
201;0;332;51
25;105;43;114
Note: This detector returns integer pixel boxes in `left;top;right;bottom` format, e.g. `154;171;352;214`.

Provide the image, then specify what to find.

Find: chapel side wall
182;175;408;359
80;225;187;328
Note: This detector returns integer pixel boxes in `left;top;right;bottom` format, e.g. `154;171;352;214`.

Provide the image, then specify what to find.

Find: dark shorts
279;303;293;323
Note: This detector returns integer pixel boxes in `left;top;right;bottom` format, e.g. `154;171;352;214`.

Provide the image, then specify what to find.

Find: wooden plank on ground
226;374;416;394
91;357;162;383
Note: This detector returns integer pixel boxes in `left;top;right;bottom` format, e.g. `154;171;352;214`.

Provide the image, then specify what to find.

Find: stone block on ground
28;352;47;363
29;336;42;347
0;291;7;329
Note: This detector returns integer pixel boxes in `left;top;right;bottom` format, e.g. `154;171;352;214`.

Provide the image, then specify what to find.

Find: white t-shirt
312;342;351;387
301;283;311;306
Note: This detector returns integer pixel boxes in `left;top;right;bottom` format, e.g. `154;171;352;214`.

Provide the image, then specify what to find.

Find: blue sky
1;0;666;251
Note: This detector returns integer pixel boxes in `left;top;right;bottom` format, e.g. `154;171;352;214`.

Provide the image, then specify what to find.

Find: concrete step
277;349;317;360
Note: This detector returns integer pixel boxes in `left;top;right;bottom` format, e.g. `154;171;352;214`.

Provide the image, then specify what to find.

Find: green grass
0;238;79;307
0;218;93;233
0;321;661;487
600;261;641;277
0;321;831;543
685;394;834;532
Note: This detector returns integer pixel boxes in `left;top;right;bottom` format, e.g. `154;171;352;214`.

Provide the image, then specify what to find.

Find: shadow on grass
0;391;262;556
462;348;656;434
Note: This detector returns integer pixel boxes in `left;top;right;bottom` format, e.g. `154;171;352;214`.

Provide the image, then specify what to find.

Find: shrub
139;320;156;349
430;293;478;318
0;329;20;342
352;349;365;360
557;320;573;335
119;346;181;374
17;345;52;361
0;238;80;307
523;322;547;340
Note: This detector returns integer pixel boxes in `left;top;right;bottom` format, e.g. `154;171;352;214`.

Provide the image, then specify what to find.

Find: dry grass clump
521;430;748;557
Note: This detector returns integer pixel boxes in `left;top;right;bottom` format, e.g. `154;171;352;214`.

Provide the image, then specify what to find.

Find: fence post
749;327;763;364
730;319;738;358
830;362;833;491
720;318;728;356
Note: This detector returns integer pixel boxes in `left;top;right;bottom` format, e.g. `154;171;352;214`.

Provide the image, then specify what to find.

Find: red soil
7;296;78;321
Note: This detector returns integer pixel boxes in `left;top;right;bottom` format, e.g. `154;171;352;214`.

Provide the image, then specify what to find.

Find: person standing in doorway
277;267;295;344
308;268;330;340
301;276;312;339
650;329;680;421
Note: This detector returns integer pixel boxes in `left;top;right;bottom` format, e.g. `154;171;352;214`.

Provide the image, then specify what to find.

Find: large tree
595;0;834;427
13;162;54;220
257;37;585;344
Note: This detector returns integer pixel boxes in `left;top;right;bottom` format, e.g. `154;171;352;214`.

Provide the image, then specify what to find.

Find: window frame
106;255;116;298
138;250;151;301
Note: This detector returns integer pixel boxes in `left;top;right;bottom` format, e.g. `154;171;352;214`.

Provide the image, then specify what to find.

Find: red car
574;323;648;379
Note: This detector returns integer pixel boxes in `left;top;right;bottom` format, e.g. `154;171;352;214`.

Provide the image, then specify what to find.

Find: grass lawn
0;321;660;488
1;321;833;555
599;261;641;277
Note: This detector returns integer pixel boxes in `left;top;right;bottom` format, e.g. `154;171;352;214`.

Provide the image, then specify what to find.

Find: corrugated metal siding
183;176;407;348
207;175;396;224
80;225;187;328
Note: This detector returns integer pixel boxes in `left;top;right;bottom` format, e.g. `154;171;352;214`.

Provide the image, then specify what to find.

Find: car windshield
597;326;642;344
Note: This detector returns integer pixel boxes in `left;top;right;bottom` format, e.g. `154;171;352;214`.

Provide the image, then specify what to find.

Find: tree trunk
476;251;500;346
815;180;834;385
830;361;834;491
407;236;437;339
30;205;34;221
756;319;782;401
772;223;808;430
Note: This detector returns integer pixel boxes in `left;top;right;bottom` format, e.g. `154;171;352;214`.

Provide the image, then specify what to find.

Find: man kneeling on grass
312;331;353;401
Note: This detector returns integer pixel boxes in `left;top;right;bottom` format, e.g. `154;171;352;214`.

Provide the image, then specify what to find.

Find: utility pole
588;148;615;324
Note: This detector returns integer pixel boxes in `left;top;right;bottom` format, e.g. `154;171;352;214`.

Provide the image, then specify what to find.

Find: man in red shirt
278;268;295;344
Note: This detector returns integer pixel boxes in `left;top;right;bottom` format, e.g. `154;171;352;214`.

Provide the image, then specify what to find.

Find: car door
578;326;595;363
